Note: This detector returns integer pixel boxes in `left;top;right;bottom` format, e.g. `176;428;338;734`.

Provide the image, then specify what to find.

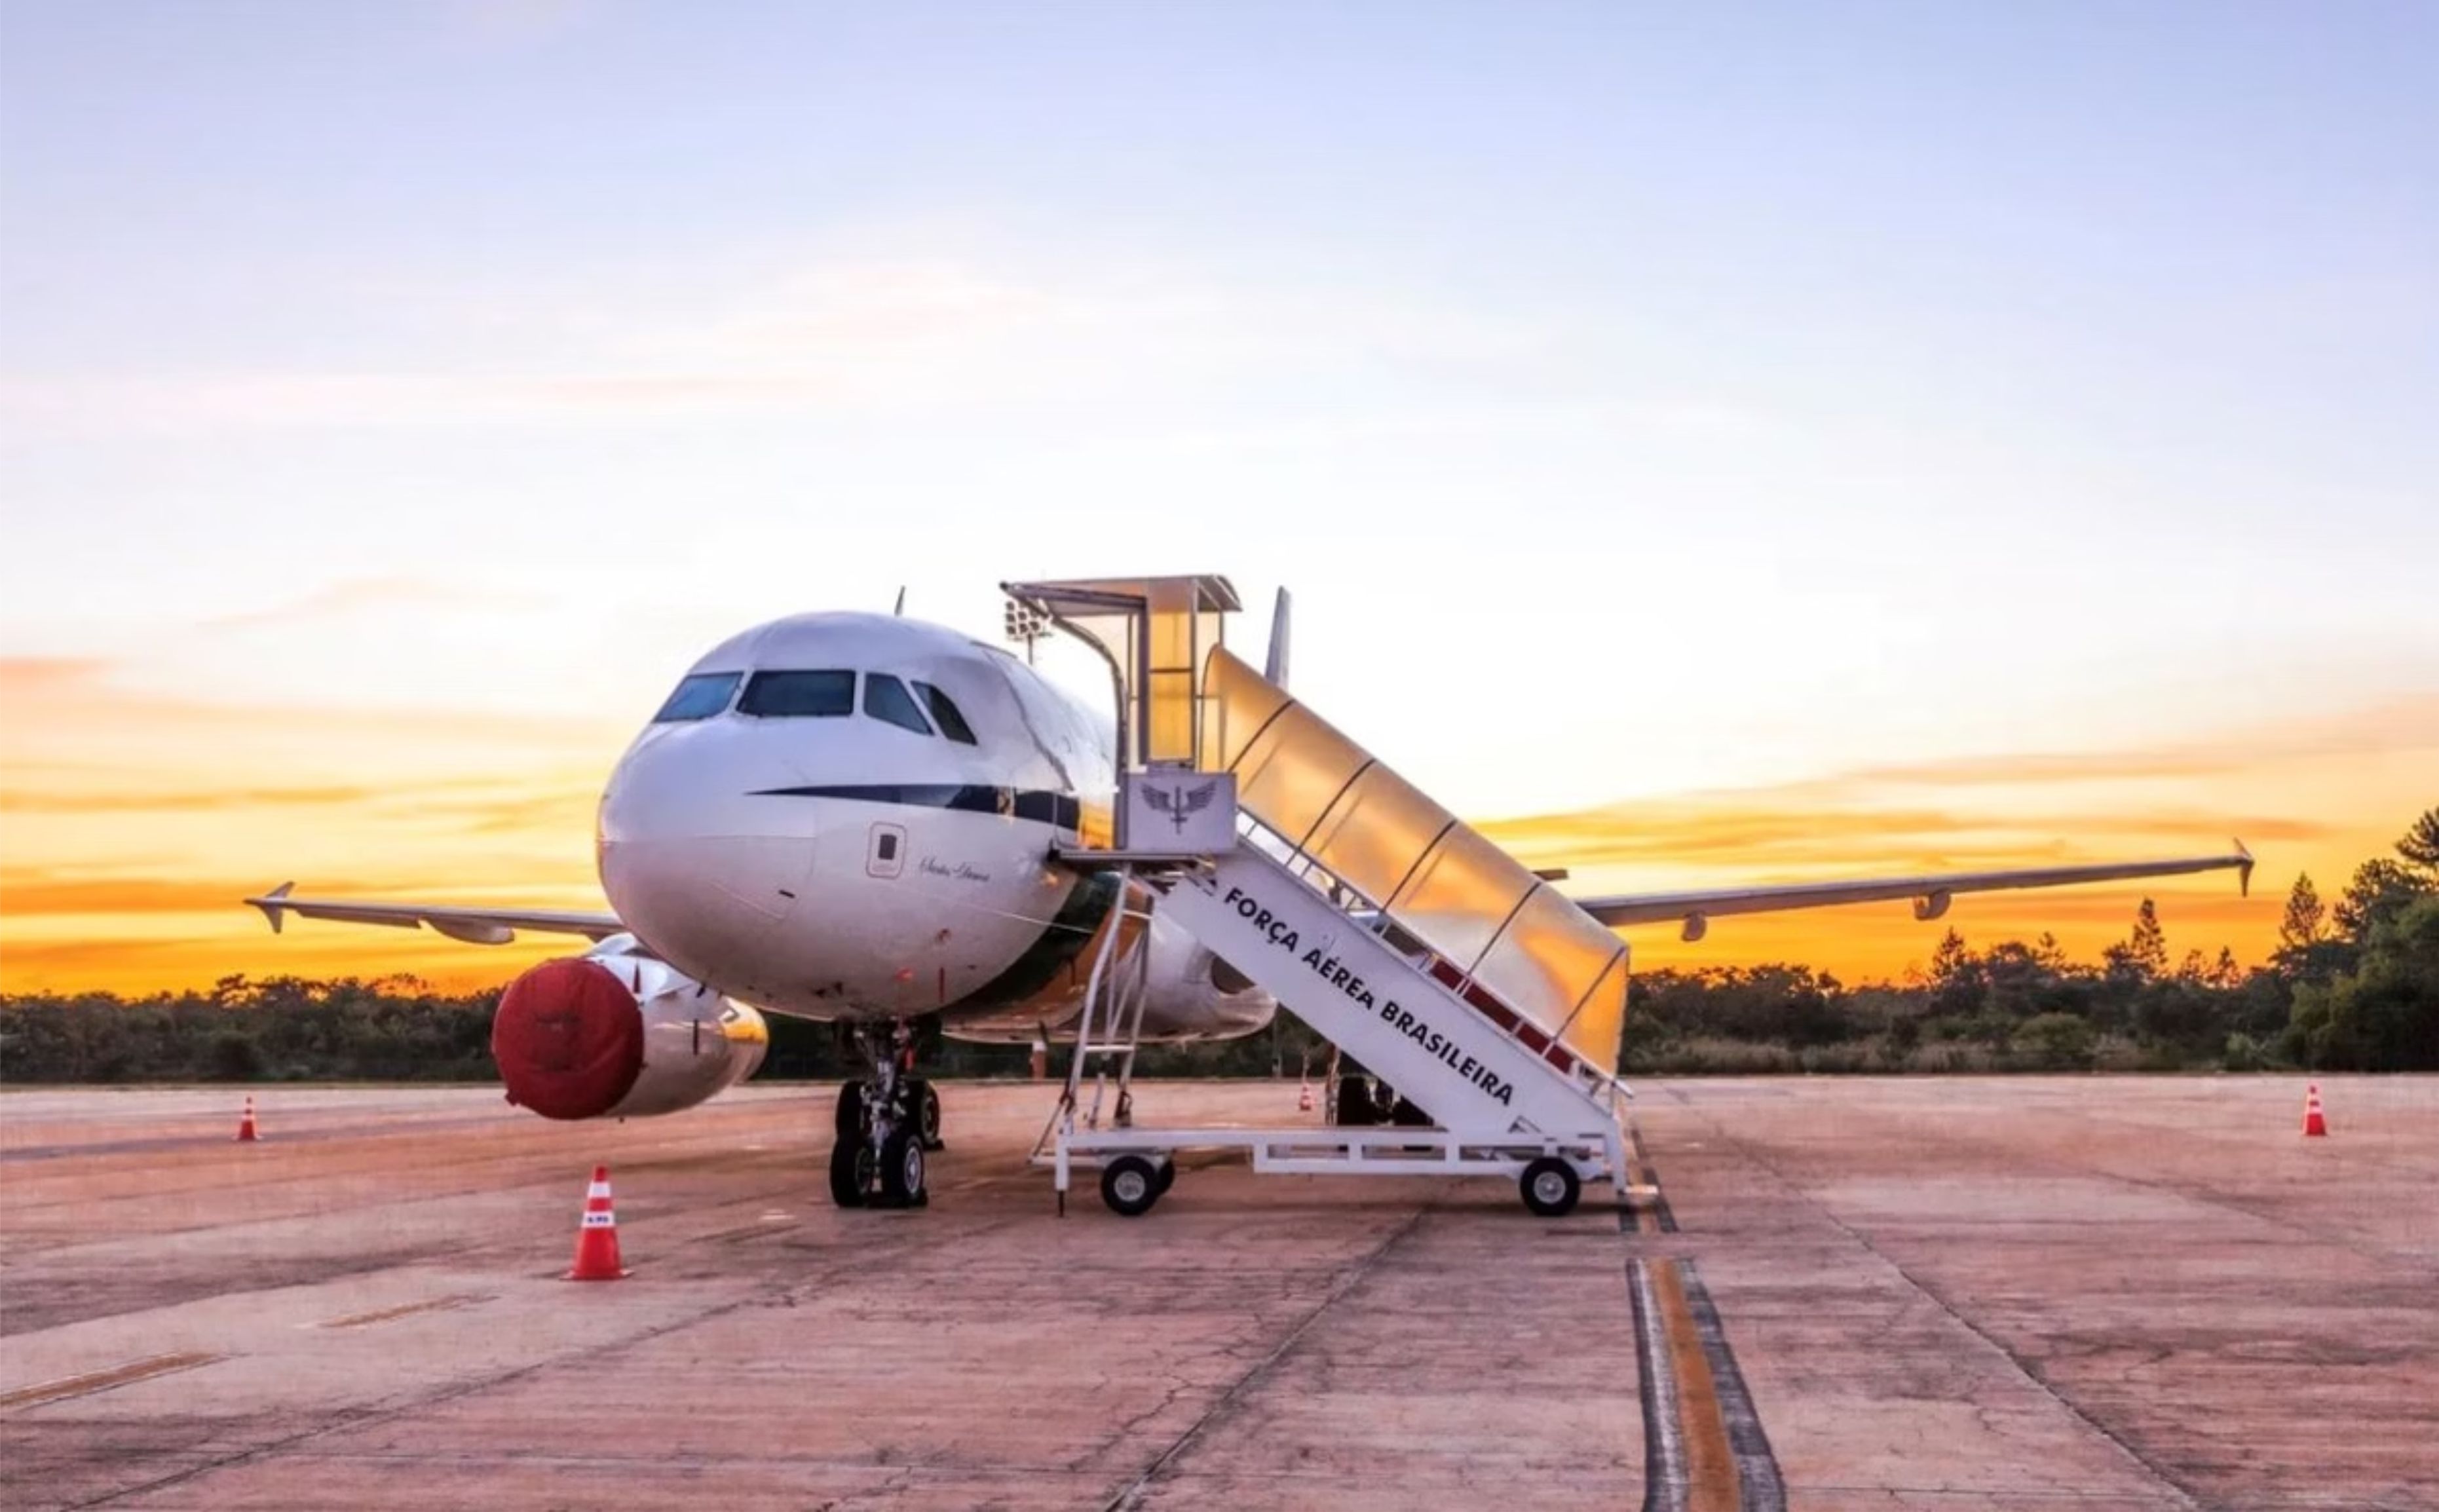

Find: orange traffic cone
235;1096;259;1143
2302;1084;2329;1138
1297;1076;1315;1112
566;1165;630;1280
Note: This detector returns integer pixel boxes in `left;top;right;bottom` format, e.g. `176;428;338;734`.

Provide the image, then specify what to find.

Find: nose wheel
915;1078;944;1152
827;1127;877;1207
827;1023;936;1209
880;1127;927;1206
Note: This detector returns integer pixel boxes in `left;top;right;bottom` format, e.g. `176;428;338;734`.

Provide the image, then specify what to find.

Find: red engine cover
491;958;645;1120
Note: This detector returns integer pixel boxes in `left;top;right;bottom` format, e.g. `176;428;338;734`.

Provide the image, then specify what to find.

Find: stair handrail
1230;812;1627;1116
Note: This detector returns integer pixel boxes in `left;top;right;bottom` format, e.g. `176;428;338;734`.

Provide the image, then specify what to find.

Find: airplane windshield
652;672;740;723
915;681;978;744
740;670;856;717
863;673;935;736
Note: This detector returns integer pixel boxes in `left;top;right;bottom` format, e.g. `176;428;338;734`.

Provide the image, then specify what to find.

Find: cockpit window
915;681;977;744
863;673;935;736
653;672;740;723
739;670;856;717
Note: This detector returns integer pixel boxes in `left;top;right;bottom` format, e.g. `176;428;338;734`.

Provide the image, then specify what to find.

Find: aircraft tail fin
1264;588;1291;689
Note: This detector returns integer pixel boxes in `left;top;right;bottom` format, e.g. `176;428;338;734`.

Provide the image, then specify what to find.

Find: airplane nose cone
596;727;816;977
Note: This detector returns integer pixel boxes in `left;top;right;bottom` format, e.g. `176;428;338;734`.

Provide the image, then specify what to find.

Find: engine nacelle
491;937;768;1120
1139;913;1276;1042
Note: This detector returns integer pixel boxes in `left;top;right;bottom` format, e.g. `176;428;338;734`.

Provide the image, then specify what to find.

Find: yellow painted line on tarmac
313;1293;485;1331
0;1351;222;1411
1651;1259;1741;1512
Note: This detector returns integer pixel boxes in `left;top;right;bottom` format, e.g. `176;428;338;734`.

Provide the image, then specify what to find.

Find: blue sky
3;3;2435;987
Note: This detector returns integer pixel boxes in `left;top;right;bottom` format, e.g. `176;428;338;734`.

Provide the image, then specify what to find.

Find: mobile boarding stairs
1008;576;1636;1219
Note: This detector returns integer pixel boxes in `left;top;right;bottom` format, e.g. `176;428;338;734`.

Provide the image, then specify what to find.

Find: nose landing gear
828;1021;941;1209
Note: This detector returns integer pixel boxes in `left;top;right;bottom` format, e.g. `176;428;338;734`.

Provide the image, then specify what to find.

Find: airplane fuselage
595;611;1272;1043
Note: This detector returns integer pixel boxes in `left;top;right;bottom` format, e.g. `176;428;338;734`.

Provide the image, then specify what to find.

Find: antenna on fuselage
893;586;907;616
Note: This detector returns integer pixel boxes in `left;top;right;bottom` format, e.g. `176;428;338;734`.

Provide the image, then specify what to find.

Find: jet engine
490;936;768;1120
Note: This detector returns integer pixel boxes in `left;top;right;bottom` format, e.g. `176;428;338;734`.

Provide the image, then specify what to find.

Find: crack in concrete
1094;1207;1429;1512
1657;1086;2206;1509
54;1208;972;1510
1895;1103;2439;1282
56;1295;768;1511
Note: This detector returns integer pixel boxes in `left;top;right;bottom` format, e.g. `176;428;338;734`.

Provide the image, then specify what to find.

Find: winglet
2234;839;2254;898
246;881;295;934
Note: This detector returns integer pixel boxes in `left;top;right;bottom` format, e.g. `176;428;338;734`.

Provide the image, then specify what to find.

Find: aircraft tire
879;1127;927;1209
917;1080;944;1152
1100;1155;1162;1217
834;1082;864;1140
1519;1157;1581;1219
827;1136;868;1208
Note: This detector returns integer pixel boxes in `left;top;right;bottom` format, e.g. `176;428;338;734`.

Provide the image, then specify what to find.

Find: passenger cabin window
863;673;934;736
739;670;856;717
653;672;740;723
915;681;977;744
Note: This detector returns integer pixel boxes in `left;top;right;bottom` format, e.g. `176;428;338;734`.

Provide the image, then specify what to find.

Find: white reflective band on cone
587;1182;613;1199
582;1213;615;1228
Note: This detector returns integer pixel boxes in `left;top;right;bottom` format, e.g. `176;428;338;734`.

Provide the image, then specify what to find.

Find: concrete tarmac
2;1078;2434;1510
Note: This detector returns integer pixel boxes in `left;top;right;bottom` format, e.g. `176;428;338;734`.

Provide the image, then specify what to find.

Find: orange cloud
1481;803;2328;869
1473;702;2434;982
0;658;618;994
0;784;395;814
0;932;571;994
0;657;113;695
3;657;2427;995
200;576;539;632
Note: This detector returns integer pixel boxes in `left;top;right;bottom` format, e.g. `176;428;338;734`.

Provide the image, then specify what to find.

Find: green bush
2011;1012;2096;1070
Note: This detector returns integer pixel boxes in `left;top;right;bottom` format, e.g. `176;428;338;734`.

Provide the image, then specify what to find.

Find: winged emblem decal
1140;779;1220;835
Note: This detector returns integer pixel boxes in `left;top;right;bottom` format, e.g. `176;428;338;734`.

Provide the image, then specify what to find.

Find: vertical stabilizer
1264;588;1292;689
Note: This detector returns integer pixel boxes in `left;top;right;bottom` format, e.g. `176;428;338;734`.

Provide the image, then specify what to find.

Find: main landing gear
828;1022;945;1209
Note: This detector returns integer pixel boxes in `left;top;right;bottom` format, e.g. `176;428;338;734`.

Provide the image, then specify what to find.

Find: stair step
1156;842;1617;1139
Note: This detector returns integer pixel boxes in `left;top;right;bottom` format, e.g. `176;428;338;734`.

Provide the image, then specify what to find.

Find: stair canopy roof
1199;647;1628;1076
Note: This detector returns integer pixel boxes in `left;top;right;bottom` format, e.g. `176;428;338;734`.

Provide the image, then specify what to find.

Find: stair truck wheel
1153;1158;1177;1196
827;1135;870;1208
1520;1156;1581;1219
834;1081;864;1139
1101;1155;1162;1217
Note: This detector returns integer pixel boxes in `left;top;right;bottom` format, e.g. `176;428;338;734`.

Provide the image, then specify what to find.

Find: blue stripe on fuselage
750;782;1109;1013
750;783;1082;831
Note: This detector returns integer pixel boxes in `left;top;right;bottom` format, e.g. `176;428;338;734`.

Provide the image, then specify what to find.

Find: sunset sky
3;3;2434;994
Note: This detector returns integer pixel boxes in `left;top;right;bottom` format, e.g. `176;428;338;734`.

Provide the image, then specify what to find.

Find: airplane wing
244;882;626;945
1568;844;2253;941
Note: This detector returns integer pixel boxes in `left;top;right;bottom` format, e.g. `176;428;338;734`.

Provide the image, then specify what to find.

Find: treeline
1625;808;2439;1074
0;972;1287;1085
5;810;2433;1083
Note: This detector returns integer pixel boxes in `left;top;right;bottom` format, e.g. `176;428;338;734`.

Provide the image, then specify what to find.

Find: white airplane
248;582;2252;1209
